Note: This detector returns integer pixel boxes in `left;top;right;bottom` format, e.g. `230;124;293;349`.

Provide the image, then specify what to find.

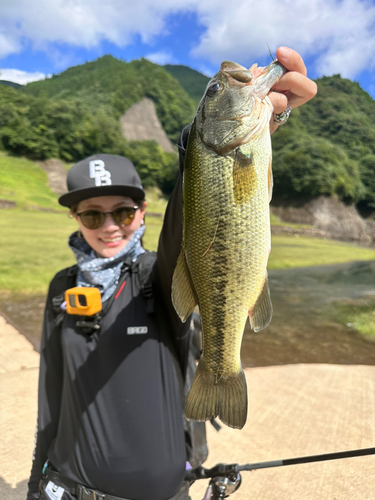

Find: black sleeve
155;124;192;370
27;277;65;500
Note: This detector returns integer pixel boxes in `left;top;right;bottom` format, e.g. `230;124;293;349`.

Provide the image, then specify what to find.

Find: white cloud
145;51;178;65
0;68;48;84
190;0;375;79
0;0;194;57
1;0;375;78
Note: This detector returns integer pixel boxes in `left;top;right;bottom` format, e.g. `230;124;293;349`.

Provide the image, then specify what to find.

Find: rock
272;196;372;245
311;196;371;244
365;219;375;244
120;98;175;153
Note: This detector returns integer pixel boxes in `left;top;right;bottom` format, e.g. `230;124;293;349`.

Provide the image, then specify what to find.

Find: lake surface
1;260;375;366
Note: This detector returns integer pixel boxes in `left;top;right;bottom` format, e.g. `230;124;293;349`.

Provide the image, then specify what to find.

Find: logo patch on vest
89;159;112;186
127;326;148;335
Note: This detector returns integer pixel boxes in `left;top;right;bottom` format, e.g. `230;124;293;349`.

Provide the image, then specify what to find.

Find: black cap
58;154;145;208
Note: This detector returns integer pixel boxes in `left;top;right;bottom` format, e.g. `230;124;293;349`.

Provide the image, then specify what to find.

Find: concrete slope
0;315;39;500
120;98;175;153
190;363;375;499
1;314;374;500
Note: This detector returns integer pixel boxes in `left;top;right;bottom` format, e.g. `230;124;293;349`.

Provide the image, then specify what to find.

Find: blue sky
1;0;375;98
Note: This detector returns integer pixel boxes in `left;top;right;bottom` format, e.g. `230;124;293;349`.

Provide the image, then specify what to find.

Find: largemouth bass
172;59;287;429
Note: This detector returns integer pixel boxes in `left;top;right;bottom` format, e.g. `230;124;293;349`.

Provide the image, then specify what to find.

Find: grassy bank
330;300;375;340
0;154;60;209
267;236;375;269
2;207;375;294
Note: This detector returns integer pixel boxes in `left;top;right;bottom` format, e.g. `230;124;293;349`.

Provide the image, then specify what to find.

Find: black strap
52;265;78;312
52;261;132;333
52;256;147;327
133;251;157;314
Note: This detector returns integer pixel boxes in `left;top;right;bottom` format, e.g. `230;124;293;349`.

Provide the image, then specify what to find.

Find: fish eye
207;83;221;96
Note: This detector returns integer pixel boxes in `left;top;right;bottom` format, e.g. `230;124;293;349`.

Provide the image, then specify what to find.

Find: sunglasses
76;206;139;229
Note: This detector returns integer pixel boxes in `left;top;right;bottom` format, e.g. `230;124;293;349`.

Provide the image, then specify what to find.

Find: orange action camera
65;287;102;316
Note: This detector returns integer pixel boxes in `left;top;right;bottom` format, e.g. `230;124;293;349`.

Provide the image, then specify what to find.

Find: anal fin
249;275;273;332
172;250;197;322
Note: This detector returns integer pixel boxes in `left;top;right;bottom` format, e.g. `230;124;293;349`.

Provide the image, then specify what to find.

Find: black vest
47;253;207;500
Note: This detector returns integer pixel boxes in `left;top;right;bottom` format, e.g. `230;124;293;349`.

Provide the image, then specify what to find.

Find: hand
268;46;317;134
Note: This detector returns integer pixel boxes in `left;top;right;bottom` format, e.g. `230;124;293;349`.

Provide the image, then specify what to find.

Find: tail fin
185;358;248;430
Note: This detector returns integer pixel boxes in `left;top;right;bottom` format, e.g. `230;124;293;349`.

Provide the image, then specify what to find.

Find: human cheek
80;226;100;246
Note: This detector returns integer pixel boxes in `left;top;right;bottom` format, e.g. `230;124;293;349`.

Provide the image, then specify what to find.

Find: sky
1;0;375;97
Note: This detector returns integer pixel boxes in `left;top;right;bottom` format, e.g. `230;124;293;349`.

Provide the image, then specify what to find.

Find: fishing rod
186;446;375;499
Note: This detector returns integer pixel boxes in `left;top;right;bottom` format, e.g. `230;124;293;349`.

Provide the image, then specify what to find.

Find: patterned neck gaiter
68;225;146;302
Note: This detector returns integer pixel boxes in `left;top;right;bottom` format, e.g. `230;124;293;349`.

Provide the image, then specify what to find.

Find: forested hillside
272;75;375;209
164;64;210;106
23;56;195;144
1;56;375;210
0;56;197;191
0;80;22;89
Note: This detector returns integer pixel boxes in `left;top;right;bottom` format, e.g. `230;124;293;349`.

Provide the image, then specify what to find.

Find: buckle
78;485;105;500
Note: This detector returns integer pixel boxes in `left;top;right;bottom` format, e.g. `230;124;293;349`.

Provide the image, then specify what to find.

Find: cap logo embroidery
89;160;112;186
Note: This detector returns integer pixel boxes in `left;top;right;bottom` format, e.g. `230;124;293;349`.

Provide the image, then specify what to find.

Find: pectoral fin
249;276;273;332
233;148;257;204
172;250;197;322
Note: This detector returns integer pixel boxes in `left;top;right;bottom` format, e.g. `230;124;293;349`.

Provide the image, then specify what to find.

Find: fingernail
278;47;291;59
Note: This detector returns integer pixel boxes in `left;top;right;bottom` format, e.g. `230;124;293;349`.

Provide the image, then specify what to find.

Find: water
242;260;375;367
1;260;375;366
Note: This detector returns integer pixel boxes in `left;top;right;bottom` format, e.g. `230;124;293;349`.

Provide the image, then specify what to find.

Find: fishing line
267;44;275;61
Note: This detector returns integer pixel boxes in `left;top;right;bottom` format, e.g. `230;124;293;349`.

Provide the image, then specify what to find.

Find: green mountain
23;55;195;144
0;56;199;191
0;80;22;89
1;55;375;209
164;64;210;107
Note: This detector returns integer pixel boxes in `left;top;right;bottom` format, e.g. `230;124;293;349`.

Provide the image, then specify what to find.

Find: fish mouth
220;61;254;86
252;60;288;99
220;59;287;98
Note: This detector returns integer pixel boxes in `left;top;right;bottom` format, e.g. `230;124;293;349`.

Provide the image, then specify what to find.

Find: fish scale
172;59;287;429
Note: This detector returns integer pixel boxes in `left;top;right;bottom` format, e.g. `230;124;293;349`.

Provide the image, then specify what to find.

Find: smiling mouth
101;236;123;243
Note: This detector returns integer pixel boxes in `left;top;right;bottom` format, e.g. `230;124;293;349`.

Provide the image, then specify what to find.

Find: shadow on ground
0;477;28;500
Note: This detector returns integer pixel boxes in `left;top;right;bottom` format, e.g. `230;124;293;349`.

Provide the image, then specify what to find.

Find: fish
172;59;288;429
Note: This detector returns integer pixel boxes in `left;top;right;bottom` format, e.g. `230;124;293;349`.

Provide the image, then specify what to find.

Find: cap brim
58;185;145;208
